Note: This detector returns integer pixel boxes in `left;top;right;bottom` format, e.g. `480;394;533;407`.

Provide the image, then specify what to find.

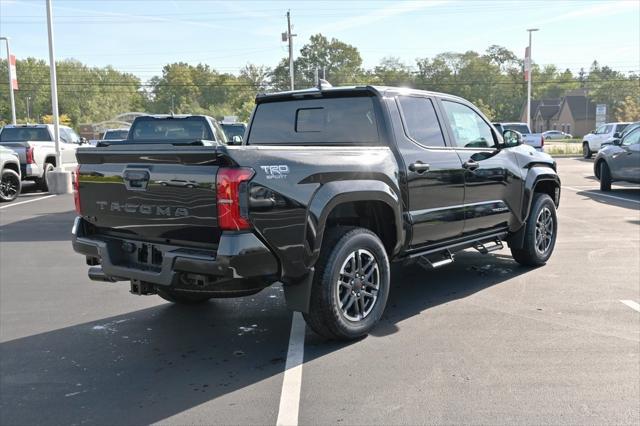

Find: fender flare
509;167;561;248
308;179;403;258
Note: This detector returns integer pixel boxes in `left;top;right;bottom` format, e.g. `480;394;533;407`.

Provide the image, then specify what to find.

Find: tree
614;96;640;121
271;34;364;89
373;57;413;86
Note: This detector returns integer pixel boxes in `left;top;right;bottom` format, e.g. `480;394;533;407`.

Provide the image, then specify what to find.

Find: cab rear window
0;127;51;142
248;97;379;145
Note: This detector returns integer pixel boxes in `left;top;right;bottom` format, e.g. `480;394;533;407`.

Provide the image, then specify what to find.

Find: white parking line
620;300;640;312
0;194;57;210
564;186;640;204
276;312;306;426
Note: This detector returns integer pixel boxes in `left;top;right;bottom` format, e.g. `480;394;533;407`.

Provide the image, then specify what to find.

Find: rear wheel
511;193;557;267
0;169;21;202
582;143;592;159
37;162;55;192
303;227;390;340
599;161;612;192
157;288;211;304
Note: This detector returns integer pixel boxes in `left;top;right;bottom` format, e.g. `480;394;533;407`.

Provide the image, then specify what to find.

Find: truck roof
2;123;72;129
137;114;216;121
255;85;468;104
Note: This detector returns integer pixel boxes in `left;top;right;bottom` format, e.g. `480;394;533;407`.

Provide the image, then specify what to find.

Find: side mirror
232;135;243;144
612;138;622;146
79;137;88;145
613;132;621;139
502;129;522;147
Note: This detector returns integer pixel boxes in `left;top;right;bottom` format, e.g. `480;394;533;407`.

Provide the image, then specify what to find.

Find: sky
0;0;638;82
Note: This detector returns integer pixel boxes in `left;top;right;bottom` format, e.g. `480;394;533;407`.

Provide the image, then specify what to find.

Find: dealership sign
595;104;607;127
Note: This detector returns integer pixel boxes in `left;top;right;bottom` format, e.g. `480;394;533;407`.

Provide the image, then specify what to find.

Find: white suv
583;122;631;158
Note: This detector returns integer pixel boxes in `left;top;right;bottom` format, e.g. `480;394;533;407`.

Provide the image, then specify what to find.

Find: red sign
9;54;18;90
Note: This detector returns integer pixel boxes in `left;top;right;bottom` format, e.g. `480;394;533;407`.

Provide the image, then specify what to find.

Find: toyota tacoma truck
72;86;561;340
0;124;87;191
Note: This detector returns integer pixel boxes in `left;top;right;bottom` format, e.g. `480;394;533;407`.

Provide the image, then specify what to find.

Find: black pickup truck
72;86;560;340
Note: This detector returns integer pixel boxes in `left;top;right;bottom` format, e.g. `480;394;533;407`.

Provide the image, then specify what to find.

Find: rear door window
397;96;446;147
248;97;379;145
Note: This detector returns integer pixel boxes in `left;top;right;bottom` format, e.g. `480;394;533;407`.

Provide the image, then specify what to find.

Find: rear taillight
216;167;254;230
26;146;35;164
540;135;544;147
73;165;81;215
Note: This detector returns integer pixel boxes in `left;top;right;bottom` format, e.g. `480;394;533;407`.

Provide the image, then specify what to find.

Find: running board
473;238;503;254
417;249;455;270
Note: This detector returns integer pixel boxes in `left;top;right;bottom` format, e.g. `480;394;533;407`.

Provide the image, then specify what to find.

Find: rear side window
0;127;51;142
616;123;629;132
398;96;445;147
248;97;379;145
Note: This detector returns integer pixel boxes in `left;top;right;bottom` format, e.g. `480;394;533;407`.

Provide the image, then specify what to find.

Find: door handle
463;160;479;170
409;162;430;173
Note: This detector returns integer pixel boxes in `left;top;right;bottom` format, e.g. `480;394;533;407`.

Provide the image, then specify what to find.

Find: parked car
72;86;561;341
220;122;247;144
582;122;631;158
492;122;544;150
0;145;21;202
594;126;640;191
0;124;87;191
542;130;572;140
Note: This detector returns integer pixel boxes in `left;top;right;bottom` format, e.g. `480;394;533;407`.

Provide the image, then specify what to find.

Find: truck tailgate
76;145;228;247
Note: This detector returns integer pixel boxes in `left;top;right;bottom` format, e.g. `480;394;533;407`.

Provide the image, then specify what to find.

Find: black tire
157;288;211;304
582;143;592;159
303;227;390;341
0;169;21;202
511;193;558;267
599;161;612;192
37;162;55;192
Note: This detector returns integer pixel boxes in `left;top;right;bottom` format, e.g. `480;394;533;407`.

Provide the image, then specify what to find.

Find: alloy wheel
335;249;380;321
534;207;554;256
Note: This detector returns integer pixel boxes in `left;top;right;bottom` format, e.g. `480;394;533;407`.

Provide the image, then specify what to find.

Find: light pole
45;0;72;194
526;28;539;131
26;96;31;121
0;37;17;125
45;0;62;172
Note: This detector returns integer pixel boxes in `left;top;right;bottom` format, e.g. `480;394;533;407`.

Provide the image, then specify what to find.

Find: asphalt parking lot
1;157;638;425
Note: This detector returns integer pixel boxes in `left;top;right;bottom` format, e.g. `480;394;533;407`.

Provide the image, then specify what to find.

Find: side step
473;238;503;254
417;249;455;270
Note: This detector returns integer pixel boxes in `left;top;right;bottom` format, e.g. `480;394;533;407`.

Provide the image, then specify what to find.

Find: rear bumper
71;217;279;295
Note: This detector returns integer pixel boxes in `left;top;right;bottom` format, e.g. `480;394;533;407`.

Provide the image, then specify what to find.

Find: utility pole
0;37;17;125
26;96;31;121
285;11;296;91
526;28;539;131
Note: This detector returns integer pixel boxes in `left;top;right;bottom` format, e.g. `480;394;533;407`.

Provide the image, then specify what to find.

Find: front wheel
0;169;21;202
303;227;390;341
599;161;612;191
582;143;592;159
511;193;558;267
